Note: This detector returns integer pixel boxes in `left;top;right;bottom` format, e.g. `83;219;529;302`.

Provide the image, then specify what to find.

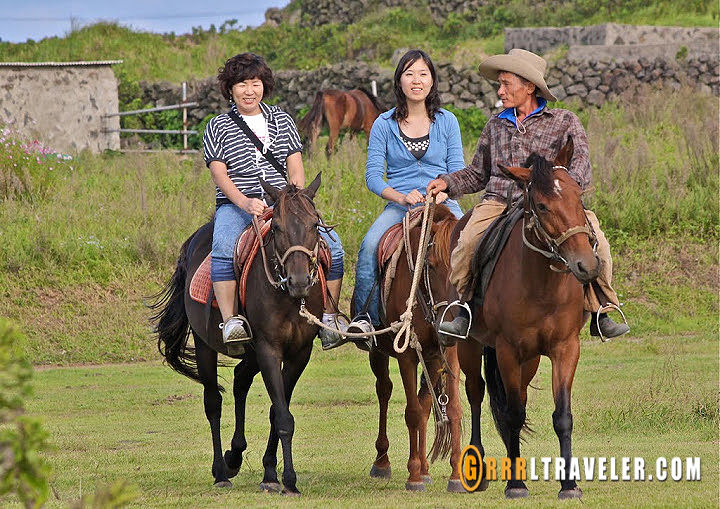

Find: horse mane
275;184;317;221
430;204;458;269
356;87;386;113
524;153;555;196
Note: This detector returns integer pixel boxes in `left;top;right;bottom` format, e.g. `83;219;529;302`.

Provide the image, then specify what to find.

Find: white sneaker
346;318;374;337
222;316;250;344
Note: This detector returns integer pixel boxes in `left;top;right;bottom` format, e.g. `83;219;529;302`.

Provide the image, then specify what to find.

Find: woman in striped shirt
203;53;347;349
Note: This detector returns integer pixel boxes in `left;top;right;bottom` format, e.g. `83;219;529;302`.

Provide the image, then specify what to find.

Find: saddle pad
188;254;217;307
469;202;523;306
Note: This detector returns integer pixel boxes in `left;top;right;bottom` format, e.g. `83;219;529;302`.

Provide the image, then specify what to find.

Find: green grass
4;329;717;507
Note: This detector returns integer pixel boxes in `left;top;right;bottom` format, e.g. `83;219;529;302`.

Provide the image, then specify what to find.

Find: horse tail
483;346;531;447
357;87;386;113
148;230;205;387
298;91;325;146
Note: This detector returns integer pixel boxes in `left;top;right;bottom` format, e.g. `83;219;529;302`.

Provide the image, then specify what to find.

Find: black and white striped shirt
203;102;302;205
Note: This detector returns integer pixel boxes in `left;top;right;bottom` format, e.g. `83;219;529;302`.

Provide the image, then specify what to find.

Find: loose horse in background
150;174;326;495
298;88;384;157
362;203;465;492
457;138;599;499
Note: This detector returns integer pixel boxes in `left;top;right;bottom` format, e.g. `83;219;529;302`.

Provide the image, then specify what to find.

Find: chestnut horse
150;174;325;495
362;204;465;492
457;138;599;499
298;88;384;157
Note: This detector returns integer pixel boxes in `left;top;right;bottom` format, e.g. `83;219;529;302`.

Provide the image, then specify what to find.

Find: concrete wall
0;63;120;154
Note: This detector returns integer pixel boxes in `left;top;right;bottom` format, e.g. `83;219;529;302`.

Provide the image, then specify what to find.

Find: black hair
217;53;274;101
391;49;441;122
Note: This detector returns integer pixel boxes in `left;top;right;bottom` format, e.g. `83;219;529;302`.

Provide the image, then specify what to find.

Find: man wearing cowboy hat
427;48;630;341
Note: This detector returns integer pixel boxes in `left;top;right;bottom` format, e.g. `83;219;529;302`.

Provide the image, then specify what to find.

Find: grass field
12;327;718;508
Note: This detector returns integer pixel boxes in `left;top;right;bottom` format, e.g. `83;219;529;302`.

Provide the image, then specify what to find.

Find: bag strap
228;109;288;182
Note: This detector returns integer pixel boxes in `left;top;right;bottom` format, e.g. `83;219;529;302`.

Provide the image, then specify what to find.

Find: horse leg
494;344;529;499
551;341;582;499
224;354;260;478
194;336;231;487
459;340;490;492
369;348;392;479
444;345;469;492
326;118;340;158
417;363;434;484
397;355;425;491
257;342;312;496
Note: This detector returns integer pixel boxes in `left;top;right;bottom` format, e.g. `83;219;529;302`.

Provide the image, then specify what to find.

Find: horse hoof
213;480;232;488
223;451;240;478
505;487;529;499
370;464;392;479
479;476;490;492
447;479;469;493
405;481;425;491
422;474;432;484
559;487;583;500
281;488;302;497
259;481;281;493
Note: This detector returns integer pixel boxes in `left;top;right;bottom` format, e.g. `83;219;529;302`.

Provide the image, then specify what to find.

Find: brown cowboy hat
478;48;557;102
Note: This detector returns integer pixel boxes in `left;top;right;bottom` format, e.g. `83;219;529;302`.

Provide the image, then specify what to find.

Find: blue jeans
353;200;463;325
211;203;344;282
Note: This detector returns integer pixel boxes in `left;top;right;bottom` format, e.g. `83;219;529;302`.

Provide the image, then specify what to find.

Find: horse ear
259;178;280;203
556;136;574;167
304;172;322;200
498;163;531;184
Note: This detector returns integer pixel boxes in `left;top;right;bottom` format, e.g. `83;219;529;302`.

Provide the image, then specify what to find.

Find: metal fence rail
103;82;199;152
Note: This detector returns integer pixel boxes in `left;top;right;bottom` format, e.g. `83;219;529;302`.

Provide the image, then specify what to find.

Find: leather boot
438;306;470;346
590;312;630;338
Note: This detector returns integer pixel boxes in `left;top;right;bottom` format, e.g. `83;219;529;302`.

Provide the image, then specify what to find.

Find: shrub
0;318;50;508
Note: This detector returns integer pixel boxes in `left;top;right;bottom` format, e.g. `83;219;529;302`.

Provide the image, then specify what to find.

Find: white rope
393;196;435;354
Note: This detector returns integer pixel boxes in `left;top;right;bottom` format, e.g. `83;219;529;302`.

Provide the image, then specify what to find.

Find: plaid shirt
441;107;592;201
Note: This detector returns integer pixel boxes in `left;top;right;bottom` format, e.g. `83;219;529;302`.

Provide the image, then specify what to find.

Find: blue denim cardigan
365;107;465;201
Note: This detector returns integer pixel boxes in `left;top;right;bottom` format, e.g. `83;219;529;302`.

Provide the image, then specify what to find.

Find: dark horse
457;138;599;499
150;174;325;495
298;88;384;157
364;204;465;492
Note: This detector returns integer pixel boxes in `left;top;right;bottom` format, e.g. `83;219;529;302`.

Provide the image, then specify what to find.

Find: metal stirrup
438;300;473;340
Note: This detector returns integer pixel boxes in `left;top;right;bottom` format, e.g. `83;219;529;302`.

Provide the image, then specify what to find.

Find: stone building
0;60;122;153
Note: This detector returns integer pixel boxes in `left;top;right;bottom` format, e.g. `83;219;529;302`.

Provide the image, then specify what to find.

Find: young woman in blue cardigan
347;49;465;336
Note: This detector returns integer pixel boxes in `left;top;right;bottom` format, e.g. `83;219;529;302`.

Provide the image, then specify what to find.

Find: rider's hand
426;178;448;198
435;191;449;204
241;196;266;216
403;189;424;206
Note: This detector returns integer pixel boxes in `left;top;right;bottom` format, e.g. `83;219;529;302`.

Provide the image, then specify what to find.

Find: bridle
252;195;322;290
521;165;598;272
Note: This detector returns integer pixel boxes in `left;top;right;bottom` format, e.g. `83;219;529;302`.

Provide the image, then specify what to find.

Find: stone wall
0;62;120;153
506;23;719;54
141;53;718;131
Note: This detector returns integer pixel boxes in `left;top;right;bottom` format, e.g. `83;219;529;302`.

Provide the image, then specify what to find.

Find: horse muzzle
566;254;601;285
286;271;313;298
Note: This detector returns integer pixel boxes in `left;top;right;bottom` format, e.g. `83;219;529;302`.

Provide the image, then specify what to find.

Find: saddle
376;207;425;317
469;200;523;306
189;208;331;310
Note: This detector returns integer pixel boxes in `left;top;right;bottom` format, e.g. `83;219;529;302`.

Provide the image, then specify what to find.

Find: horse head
498;137;600;284
259;173;322;298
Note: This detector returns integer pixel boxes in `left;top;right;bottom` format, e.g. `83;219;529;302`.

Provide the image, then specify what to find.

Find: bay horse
363;203;465;492
298;88;384;157
456;138;599;499
150;174;325;495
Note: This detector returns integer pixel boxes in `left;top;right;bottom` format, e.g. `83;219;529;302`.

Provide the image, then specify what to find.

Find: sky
0;0;292;43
